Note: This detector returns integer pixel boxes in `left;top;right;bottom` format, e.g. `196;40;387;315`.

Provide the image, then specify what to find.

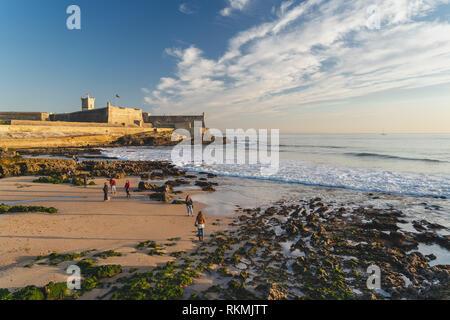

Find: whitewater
100;134;450;199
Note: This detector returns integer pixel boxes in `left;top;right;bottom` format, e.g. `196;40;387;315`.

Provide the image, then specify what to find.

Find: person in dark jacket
103;182;109;201
185;195;194;216
124;181;131;199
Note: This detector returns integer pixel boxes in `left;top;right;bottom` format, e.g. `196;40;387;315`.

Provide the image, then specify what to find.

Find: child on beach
194;211;206;241
185;194;194;216
124;180;131;199
103;182;109;201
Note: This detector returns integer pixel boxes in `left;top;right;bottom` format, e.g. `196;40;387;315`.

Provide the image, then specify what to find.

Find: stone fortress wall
49;107;109;123
0;112;49;121
0;96;206;135
108;105;143;127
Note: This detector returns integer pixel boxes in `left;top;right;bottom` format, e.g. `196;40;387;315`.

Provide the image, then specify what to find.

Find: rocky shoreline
105;197;449;300
0;155;448;300
210;198;450;299
0;157;220;206
1;196;448;300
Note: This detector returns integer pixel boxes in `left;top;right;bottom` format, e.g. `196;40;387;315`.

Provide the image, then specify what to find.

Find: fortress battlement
0;95;205;132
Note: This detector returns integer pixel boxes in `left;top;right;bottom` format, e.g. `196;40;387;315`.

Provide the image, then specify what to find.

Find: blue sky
1;0;450;133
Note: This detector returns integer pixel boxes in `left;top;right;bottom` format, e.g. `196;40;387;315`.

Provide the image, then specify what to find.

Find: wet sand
0;176;233;293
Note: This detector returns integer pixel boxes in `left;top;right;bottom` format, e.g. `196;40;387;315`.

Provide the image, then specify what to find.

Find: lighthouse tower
81;94;95;111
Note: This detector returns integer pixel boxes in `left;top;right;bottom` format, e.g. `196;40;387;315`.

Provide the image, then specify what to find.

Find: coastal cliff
0;129;178;150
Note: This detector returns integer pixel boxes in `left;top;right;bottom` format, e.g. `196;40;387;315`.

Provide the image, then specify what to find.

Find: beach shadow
0;199;102;205
0;190;97;194
60;213;183;217
0;235;154;241
0;235;196;245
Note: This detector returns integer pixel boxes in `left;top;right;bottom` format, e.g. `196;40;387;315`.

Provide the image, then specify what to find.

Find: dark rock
153;184;173;193
138;181;158;191
112;132;182;147
426;254;437;261
149;192;172;203
381;231;418;250
140;173;150;180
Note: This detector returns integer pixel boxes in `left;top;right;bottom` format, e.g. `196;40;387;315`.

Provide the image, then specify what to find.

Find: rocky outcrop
111;132;181;147
266;283;288;300
138;182;159;191
0;158;186;180
149;192;172;203
195;180;218;192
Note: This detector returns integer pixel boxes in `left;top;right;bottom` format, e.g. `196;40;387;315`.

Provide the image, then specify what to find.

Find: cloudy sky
1;0;450;133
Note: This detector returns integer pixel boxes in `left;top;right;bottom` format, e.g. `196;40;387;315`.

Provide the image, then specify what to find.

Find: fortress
0;95;205;132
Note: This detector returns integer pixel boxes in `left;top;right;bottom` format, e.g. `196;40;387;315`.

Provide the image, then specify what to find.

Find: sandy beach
0;175;233;298
0;155;448;300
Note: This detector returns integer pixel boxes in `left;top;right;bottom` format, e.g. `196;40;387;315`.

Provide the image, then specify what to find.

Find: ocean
101;134;450;264
102;133;450;199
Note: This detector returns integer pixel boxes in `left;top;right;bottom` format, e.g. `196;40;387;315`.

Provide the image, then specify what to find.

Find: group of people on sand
102;182;206;241
103;178;131;201
64;154;207;241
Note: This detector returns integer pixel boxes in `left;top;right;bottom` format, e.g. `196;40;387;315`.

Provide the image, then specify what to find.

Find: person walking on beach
194;211;206;241
103;182;109;201
185;194;194;217
110;178;117;196
83;175;87;188
124;180;131;199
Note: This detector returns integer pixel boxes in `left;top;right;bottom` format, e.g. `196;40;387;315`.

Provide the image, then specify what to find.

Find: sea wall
0;122;174;148
0;112;49;121
0;123;163;137
9;120;149;128
143;114;205;130
0;135;118;149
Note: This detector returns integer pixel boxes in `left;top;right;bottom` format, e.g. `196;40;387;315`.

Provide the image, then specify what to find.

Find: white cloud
179;3;194;15
144;0;450;124
220;0;252;16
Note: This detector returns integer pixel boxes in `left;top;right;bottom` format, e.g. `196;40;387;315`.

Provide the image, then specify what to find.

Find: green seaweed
13;286;45;300
110;261;200;300
94;250;123;259
47;252;85;265
0;288;12;300
0;204;58;214
76;259;122;279
44;282;76;300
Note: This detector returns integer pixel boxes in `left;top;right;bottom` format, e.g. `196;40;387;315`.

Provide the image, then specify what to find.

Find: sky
0;0;449;133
